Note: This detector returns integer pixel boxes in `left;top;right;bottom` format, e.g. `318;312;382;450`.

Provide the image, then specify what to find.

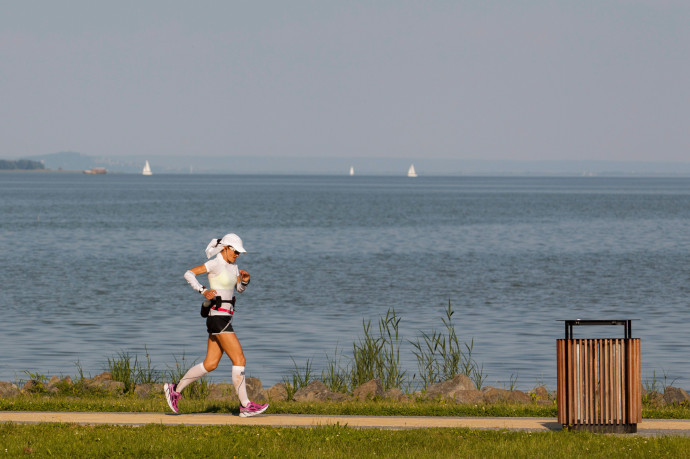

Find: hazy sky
2;1;689;162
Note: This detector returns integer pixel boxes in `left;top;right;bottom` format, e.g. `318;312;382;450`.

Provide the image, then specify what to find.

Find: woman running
164;233;268;417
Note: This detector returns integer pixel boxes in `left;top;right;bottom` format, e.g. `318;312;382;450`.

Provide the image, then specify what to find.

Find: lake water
1;173;688;391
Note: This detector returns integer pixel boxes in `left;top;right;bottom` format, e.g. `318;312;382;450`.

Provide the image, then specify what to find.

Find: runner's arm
185;265;216;299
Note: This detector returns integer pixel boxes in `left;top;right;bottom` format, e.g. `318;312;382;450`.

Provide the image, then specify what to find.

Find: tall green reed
350;319;382;390
410;300;485;391
283;357;314;400
321;346;349;393
107;346;162;393
107;351;138;393
350;308;406;391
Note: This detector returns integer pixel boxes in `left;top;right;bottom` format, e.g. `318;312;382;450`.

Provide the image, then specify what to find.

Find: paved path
1;411;689;436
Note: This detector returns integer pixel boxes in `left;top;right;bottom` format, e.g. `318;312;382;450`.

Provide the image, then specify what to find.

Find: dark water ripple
1;174;688;390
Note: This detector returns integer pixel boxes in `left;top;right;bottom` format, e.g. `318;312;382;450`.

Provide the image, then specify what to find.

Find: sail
407;164;417;178
142;161;152;176
349;166;354;176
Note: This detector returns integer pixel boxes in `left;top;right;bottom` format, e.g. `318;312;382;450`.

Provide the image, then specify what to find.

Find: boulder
663;387;690;406
101;381;125;395
92;372;113;382
530;386;550;402
46;385;60;394
79;372;124;395
482;387;511;404
266;383;288;402
645;391;666;408
425;374;477;401
246;377;267;402
506;390;531;404
133;383;163;398
21;380;43;393
0;382;20;398
453;390;483;404
46;376;68;394
353;379;384;401
207;383;235;401
294;380;347;402
82;372;126;395
383;388;408;402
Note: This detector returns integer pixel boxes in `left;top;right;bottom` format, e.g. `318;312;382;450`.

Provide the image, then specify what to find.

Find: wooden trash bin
557;320;641;433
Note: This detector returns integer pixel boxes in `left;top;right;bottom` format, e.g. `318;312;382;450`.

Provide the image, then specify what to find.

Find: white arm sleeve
234;265;247;293
184;270;205;293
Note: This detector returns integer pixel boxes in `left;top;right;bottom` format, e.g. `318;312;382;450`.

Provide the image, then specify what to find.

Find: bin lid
558;319;636;339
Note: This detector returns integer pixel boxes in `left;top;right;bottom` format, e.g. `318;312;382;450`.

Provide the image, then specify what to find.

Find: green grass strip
1;423;689;458
2;395;689;419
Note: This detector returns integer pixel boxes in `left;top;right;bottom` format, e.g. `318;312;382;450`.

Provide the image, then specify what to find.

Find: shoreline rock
4;373;686;410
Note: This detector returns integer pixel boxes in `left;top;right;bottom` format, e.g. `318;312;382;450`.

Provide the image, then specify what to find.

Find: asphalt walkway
1;411;689;436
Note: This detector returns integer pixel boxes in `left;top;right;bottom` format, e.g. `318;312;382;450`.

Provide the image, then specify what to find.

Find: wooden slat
627;339;633;424
615;339;625;424
606;339;618;424
568;340;580;424
567;339;573;424
594;339;604;424
556;339;567;424
575;339;581;422
606;339;612;424
602;339;608;424
588;340;593;423
580;339;592;424
620;339;625;424
628;339;642;423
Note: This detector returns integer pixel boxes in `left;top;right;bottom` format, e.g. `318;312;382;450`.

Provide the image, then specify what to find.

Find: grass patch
1;423;689;458
1;394;688;419
0;394;557;417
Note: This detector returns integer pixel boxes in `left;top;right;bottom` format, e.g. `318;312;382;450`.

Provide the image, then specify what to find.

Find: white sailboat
349;166;354;176
142;160;152;176
407;164;418;178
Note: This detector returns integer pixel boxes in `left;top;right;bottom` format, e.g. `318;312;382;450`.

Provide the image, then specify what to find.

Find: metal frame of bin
557;320;641;433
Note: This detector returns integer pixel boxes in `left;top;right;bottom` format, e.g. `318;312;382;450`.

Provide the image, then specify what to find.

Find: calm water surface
1;173;688;390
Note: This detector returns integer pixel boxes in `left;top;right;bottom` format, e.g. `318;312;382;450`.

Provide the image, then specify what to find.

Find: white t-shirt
204;254;241;316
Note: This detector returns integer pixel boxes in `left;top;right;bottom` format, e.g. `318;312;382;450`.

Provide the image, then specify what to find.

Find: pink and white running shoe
239;401;269;417
164;383;182;413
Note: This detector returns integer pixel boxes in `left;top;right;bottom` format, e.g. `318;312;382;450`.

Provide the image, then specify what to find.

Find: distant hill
0;159;45;170
21;151;123;172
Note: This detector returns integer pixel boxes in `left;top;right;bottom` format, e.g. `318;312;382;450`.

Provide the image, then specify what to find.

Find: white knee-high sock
232;365;250;407
176;363;209;393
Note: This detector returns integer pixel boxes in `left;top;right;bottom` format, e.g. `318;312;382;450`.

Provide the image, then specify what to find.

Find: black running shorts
206;315;234;335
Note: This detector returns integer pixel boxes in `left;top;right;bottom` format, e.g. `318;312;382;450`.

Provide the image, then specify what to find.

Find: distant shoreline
3;169;690;178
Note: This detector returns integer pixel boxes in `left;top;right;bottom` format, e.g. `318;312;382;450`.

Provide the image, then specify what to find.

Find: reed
106;347;161;393
321;346;349;393
283;357;314;400
107;351;137;393
378;308;407;391
350;318;385;390
349;309;406;391
410;300;486;390
136;346;158;384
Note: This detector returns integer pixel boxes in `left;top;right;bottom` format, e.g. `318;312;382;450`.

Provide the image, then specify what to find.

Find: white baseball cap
219;233;246;253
